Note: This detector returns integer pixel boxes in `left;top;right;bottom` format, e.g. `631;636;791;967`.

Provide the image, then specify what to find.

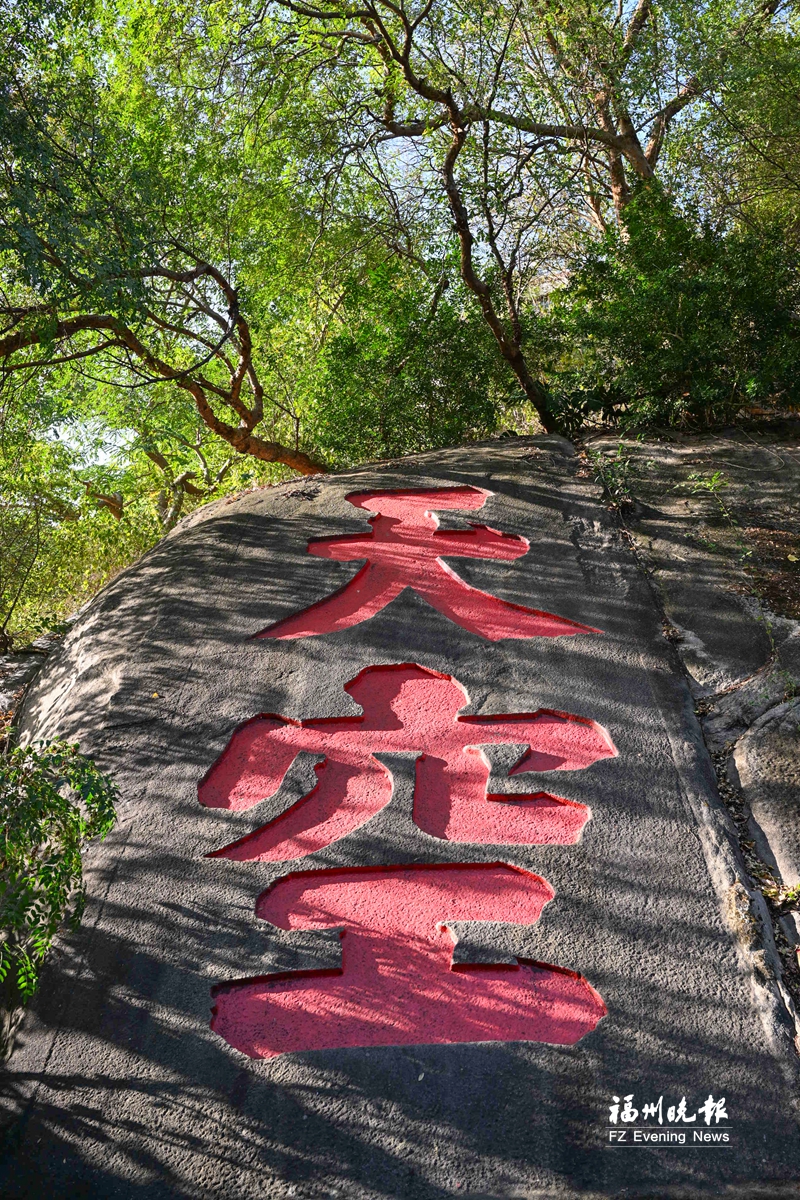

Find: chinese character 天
256;487;601;642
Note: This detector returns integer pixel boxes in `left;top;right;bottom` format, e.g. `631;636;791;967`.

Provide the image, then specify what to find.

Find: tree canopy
0;0;798;640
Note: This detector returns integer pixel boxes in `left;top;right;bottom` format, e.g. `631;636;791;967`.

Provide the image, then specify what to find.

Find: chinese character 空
199;663;616;860
255;487;601;642
210;861;607;1058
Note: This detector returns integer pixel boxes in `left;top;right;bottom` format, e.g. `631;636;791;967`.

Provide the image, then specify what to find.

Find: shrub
539;184;800;432
0;741;117;1056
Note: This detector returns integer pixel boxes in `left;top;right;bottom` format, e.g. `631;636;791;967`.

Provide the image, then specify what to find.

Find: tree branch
0;313;326;475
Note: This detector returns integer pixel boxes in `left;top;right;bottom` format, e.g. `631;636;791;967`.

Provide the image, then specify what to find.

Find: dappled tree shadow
4;439;800;1197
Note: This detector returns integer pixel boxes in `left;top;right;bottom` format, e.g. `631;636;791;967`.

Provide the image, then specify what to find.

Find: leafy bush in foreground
0;741;117;1055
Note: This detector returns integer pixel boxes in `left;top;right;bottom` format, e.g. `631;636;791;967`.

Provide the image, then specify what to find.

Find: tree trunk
441;123;560;435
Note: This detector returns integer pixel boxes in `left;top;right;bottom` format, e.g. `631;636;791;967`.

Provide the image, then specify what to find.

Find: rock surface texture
2;436;800;1199
0;645;52;715
589;425;800;991
735;701;800;888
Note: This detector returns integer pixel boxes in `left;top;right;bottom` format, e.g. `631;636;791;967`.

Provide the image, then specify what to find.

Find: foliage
667;20;800;243
0;0;329;474
211;0;792;431
587;441;639;506
2;0;793;449
539;186;800;431
0;379;152;644
307;266;504;464
0;0;799;634
0;741;117;1026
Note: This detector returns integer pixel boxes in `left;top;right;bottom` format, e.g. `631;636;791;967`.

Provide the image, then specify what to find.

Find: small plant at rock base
680;470;738;527
679;469;754;563
0;741;117;1056
766;880;800;911
684;469;730;499
29;615;71;641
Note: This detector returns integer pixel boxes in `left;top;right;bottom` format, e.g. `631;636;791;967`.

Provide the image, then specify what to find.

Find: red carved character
255;487;600;641
199;663;616;860
210;862;607;1059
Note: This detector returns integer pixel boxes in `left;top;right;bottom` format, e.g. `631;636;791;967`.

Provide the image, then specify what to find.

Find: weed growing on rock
588;441;646;507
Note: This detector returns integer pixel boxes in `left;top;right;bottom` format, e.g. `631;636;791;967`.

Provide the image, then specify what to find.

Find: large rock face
2;437;800;1198
735;699;800;889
